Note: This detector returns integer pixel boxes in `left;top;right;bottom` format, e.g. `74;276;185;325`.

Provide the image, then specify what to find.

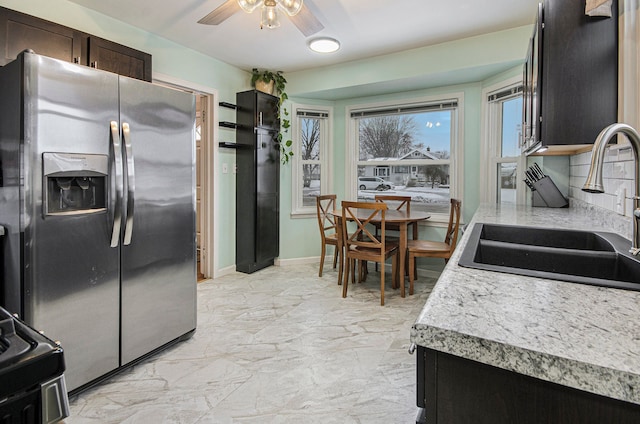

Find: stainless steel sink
458;223;640;290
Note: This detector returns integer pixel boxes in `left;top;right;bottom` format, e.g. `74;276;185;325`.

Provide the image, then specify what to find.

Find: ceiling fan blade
290;4;324;37
198;0;241;25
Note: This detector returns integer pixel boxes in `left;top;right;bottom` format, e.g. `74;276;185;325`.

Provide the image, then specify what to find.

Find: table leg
398;222;407;298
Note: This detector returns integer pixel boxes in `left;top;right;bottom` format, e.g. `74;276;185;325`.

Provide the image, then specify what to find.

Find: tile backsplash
569;144;635;239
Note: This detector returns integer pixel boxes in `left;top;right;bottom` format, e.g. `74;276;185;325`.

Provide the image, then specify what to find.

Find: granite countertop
410;202;640;405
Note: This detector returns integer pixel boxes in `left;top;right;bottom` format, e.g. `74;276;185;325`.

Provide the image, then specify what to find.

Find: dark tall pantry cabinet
236;90;280;273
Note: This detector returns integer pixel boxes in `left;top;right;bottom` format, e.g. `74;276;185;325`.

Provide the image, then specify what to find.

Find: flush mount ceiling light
308;37;340;53
198;0;324;36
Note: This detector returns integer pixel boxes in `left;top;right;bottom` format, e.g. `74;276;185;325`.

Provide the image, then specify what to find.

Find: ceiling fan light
261;4;281;29
308;37;340;53
238;0;262;13
276;0;303;16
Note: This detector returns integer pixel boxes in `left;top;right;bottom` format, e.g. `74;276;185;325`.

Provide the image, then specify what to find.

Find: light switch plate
616;188;625;215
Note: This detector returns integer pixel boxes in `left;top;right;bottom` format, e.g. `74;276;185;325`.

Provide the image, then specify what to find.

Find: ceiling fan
198;0;324;36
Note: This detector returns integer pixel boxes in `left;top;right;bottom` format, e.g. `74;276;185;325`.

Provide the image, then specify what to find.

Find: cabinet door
256;91;279;129
0;7;84;66
88;36;152;82
256;193;279;262
255;129;279;262
540;0;617;146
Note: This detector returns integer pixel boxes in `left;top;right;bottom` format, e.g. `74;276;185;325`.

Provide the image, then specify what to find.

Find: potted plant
251;68;293;164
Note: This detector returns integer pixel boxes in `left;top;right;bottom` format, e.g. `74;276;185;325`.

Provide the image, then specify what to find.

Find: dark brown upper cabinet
87;36;151;82
0;7;83;65
0;7;152;82
522;0;618;155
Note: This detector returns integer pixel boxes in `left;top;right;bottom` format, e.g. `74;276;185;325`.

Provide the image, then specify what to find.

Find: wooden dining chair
374;195;417;239
341;201;399;306
316;194;343;282
407;198;462;295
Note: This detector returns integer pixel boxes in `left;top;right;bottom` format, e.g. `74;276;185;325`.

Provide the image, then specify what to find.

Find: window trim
480;76;526;205
345;92;465;223
290;103;333;217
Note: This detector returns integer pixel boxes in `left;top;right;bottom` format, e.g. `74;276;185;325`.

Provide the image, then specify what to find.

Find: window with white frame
347;95;463;220
482;82;524;205
291;105;332;215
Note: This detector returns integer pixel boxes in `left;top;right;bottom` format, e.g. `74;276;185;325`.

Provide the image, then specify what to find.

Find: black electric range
0;306;69;423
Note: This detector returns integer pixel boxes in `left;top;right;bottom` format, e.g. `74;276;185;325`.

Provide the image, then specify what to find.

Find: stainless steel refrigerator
0;52;197;392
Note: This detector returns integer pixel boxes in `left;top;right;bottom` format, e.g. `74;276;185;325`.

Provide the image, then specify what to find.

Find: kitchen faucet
582;123;640;255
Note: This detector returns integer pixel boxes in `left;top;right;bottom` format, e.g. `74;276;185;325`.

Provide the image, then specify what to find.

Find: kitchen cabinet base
417;347;640;423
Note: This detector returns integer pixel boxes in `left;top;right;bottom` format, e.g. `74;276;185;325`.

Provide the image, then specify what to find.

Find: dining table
331;208;430;298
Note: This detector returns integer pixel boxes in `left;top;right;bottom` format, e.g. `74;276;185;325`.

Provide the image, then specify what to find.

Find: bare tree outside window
359;116;418;159
302;118;320;188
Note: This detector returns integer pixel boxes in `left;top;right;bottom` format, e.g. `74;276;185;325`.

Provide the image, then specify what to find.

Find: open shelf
219;101;237;110
218;142;242;149
219;121;237;129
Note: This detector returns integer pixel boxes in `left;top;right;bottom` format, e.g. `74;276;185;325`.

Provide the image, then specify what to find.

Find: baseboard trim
213;264;237;279
275;256;323;267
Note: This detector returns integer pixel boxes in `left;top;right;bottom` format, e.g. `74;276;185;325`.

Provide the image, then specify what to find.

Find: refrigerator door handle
110;121;123;248
122;122;135;245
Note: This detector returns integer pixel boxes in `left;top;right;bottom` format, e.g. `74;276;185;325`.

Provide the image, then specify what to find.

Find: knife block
532;176;568;208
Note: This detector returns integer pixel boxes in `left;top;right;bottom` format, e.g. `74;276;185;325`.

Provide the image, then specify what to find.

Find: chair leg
342;258;350;298
319;243;327;277
351;259;356;285
409;252;415;296
380;260;385;306
359;260;368;283
332;246;338;269
337;246;343;286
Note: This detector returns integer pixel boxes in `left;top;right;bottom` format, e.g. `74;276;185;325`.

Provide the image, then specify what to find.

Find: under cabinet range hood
0;52;197;393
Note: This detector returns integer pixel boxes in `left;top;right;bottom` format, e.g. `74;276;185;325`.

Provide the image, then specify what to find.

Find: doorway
154;74;216;281
196;94;206;280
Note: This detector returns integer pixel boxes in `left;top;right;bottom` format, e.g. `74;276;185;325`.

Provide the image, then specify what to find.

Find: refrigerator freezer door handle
110;121;123;247
122;122;135;245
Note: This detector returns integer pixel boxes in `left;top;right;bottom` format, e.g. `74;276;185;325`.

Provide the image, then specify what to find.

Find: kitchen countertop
410;202;640;405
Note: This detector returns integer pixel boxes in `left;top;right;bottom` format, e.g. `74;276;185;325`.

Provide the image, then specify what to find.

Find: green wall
278;29;532;262
0;0;532;272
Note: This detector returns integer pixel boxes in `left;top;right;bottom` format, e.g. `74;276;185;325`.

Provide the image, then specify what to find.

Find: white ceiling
66;0;539;73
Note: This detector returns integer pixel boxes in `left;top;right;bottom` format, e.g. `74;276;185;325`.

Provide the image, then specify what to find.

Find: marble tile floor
65;263;436;424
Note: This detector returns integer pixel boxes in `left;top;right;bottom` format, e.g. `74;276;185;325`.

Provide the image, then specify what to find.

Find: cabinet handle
259;112;263;126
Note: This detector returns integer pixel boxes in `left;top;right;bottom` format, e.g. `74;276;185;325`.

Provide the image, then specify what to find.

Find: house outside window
291;105;332;216
374;166;390;177
347;94;463;219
